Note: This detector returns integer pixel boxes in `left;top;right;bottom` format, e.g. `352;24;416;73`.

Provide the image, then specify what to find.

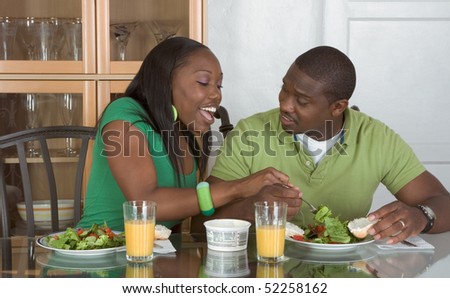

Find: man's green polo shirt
211;108;425;226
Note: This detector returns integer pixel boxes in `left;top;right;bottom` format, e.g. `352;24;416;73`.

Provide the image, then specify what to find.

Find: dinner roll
155;224;172;240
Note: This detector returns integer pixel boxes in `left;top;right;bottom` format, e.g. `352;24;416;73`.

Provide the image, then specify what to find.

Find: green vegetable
302;205;364;244
45;223;125;250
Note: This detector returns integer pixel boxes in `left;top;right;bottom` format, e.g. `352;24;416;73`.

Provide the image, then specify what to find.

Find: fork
301;197;319;214
280;184;318;214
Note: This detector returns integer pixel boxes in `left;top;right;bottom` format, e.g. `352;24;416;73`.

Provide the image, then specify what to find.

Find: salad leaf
300;205;360;244
45;223;125;250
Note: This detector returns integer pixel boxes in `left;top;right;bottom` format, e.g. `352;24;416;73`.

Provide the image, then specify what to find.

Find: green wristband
196;182;215;216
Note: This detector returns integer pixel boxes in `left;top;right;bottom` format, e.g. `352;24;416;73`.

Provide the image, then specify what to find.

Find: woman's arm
102;120;292;221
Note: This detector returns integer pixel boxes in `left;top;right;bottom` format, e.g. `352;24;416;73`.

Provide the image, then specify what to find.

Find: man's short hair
295;46;356;102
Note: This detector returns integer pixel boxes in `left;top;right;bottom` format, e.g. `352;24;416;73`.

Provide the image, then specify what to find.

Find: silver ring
399;220;406;230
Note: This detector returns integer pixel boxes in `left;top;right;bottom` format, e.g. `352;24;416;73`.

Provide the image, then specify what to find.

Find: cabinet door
0;0;95;74
97;80;130;116
97;0;204;75
0;80;96;133
0;81;96;218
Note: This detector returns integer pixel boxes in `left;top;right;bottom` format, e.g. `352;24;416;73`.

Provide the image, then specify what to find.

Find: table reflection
1;232;449;278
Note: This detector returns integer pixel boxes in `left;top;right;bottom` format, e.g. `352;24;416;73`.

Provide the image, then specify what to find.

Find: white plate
36;231;126;257
36;251;127;270
285;236;375;252
285;241;376;263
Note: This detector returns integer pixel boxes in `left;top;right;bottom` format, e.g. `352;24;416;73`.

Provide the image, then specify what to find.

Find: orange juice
124;219;155;258
126;263;154;278
256;225;286;258
256;262;284;278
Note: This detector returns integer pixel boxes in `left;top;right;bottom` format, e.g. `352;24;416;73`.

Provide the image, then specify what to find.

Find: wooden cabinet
0;0;205;203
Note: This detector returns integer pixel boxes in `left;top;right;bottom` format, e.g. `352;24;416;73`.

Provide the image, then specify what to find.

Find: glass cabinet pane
0;0;82;61
0;92;83;135
108;0;190;62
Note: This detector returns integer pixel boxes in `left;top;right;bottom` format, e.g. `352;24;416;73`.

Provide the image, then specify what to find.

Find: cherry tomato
291;234;304;241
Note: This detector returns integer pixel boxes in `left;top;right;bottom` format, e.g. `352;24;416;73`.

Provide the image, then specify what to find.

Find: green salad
45;223;125;250
298;205;365;244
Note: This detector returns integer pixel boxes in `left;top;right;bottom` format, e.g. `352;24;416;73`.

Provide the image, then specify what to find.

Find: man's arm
369;170;450;243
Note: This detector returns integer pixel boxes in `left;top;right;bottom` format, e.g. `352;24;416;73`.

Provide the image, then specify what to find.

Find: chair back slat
0;126;96;237
16;142;35;237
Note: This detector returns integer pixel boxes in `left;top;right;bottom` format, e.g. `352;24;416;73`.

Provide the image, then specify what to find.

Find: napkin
153;239;176;254
374;236;434;250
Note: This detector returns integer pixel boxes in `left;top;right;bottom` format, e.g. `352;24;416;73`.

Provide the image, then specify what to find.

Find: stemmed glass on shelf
110;22;138;61
59;93;80;156
61;17;82;61
0;17;18;60
146;20;181;44
23;93;40;157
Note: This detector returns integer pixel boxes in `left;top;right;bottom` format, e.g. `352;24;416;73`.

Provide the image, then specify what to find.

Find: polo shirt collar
275;107;358;147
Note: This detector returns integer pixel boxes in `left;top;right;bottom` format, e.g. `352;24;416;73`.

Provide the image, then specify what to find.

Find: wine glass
146;20;181;44
18;17;39;60
0;17;18;60
110;22;138;61
61;18;82;61
23;93;40;156
48;17;66;60
59;93;79;156
33;17;60;61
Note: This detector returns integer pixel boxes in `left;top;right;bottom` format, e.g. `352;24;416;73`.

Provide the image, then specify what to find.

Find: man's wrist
416;204;436;233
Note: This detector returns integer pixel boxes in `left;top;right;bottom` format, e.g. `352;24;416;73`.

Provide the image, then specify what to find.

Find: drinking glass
254;201;288;263
146;20;181;44
23;93;40;156
33;18;60;61
0;17;18;60
18;17;38;60
123;201;156;263
126;263;154;278
48;17;66;60
62;18;82;61
110;22;138;61
59;93;80;156
256;262;284;278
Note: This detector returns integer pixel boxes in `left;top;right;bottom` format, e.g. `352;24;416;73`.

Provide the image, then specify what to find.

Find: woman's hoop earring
172;105;178;121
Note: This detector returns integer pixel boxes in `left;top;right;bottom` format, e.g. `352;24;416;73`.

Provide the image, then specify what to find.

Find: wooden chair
0;126;96;237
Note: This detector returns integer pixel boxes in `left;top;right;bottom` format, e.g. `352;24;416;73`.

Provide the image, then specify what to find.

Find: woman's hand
247;184;302;220
368;201;427;244
235;167;298;198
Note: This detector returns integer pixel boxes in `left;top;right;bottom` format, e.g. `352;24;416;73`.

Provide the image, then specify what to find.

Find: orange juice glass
123;200;156;263
254;201;287;263
256;262;284;278
126;262;154;278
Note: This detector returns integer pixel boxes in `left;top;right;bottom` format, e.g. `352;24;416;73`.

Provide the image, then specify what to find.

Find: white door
321;0;450;210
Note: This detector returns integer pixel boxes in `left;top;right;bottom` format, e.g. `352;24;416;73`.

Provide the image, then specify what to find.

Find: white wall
206;0;450;211
207;0;323;125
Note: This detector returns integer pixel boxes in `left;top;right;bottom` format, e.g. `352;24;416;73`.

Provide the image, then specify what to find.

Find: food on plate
287;205;372;244
285;222;305;240
155;224;172;240
44;223;172;250
45;223;125;250
347;217;377;239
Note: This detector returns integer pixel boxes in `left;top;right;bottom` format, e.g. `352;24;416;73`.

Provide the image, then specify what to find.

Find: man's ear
331;99;348;117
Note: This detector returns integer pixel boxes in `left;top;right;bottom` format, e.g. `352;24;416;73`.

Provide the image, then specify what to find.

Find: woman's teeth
200;107;217;113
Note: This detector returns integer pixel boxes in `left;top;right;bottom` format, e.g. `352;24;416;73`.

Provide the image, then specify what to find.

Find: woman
77;37;295;231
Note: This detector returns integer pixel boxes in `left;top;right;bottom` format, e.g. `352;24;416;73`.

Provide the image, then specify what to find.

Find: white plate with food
36;250;127;269
36;224;126;257
285;236;375;252
37;231;126;256
285;239;376;263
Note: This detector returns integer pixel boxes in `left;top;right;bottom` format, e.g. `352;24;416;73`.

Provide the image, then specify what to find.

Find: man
192;46;450;244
